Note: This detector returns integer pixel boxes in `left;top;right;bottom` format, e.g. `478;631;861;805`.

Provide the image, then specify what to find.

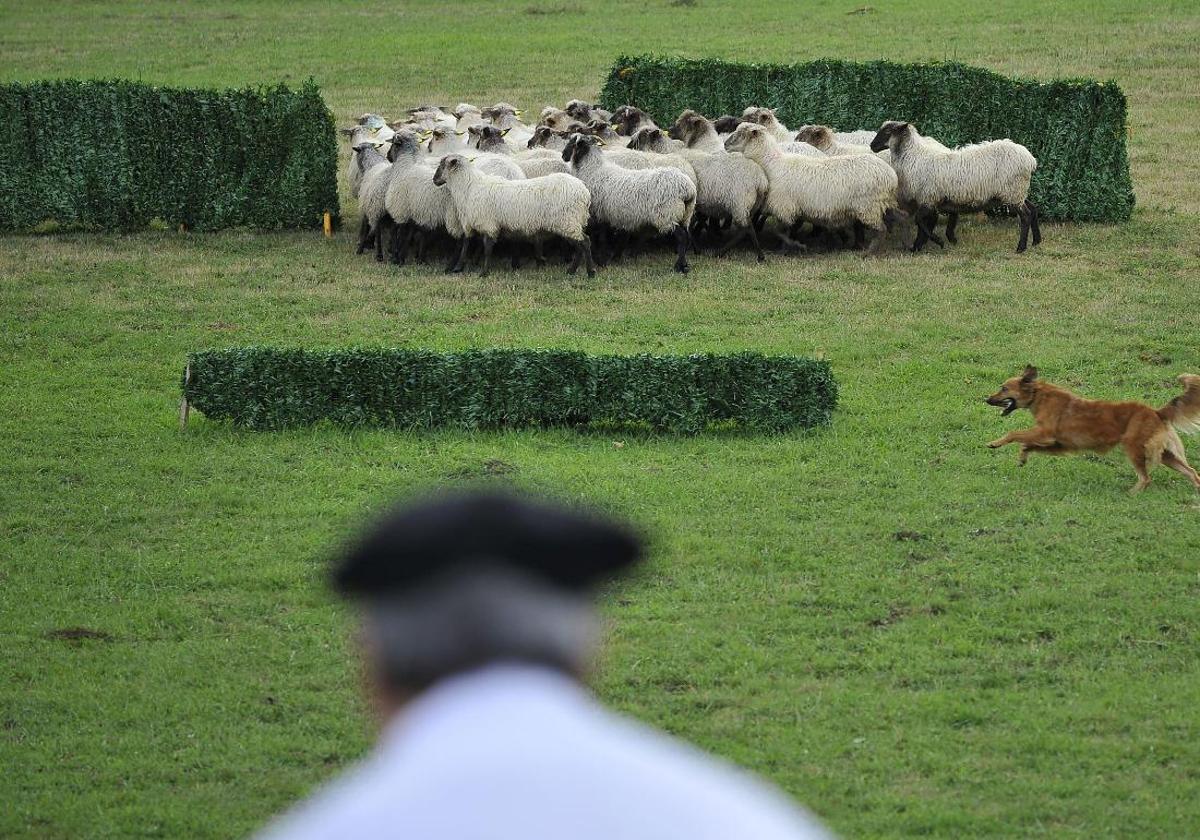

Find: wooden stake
179;363;191;429
323;212;332;238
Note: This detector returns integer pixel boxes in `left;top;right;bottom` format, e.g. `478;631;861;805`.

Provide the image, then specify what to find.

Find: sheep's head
432;154;468;186
477;125;511;151
528;126;568;150
565;99;594;121
453;103;480;119
794;124;835;150
741;107;779;128
484;102;523;129
609;105;647;136
388;130;421;161
628;126;668;153
870;120;911;153
584;119;621;143
723;123;767;153
425;126;463;154
713;115;742;135
668;110;709;145
562;133;600;164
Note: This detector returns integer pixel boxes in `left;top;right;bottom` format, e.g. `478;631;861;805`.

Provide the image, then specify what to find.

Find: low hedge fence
0;78;339;232
599;56;1134;222
181;348;837;433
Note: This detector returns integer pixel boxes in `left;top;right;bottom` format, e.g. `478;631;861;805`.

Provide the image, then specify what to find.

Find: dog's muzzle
985;396;1018;416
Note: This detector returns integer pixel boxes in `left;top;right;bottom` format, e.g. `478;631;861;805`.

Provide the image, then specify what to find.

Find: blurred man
258;490;832;839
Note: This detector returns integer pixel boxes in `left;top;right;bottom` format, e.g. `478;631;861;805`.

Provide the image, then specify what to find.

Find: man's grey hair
362;566;599;692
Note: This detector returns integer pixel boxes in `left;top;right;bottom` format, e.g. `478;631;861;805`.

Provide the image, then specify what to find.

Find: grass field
3;1;1200;837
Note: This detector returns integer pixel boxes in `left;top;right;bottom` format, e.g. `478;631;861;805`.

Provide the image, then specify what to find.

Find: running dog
985;366;1200;493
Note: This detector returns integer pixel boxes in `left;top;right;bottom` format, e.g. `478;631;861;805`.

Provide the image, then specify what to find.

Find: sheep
580;119;631;148
383;131;465;270
352;141;394;261
629;123;769;262
713;115;742;137
425;125;469;156
741;107;792;143
563;134;697;273
566;99;612;124
341;125;388;199
481;102;534;147
453;103;484;130
610;105;658;137
869;120;1040;252
474;126;571;178
527;125;572;152
537;106;585;133
794;124;880;158
723;123;902;253
432;154;596;277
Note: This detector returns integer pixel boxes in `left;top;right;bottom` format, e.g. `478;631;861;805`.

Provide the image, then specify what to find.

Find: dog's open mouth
997;397;1017;416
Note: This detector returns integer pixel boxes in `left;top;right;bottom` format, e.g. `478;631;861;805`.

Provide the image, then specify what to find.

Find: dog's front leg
987;428;1055;454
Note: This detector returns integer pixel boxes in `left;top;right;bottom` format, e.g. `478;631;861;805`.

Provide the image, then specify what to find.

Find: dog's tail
1158;374;1200;434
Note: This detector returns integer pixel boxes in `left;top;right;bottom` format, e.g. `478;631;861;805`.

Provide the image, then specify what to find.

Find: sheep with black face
869;120;1040;252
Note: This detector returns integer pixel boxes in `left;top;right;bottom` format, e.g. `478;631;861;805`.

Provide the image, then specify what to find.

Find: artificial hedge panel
0;79;338;231
183;348;838;433
599;56;1134;222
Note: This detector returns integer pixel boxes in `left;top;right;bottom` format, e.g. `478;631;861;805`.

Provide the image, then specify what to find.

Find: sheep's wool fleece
892;128;1036;209
444;164;590;242
573;151;696;234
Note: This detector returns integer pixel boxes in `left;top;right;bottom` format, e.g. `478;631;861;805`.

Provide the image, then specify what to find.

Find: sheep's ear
596;138;606;147
501;127;511;136
1021;365;1038;383
454;129;465;136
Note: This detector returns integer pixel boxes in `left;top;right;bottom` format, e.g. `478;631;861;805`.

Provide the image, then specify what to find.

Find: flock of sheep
344;99;1042;277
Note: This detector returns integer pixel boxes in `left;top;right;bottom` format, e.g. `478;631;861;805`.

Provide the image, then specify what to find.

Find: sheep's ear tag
501;127;511;136
596;138;606;146
467;156;477;162
454;129;465;135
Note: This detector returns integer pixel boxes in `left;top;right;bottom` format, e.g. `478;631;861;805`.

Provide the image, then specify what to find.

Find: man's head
334;490;643;713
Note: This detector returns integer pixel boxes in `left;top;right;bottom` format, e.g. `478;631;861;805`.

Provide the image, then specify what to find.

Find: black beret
333;490;644;597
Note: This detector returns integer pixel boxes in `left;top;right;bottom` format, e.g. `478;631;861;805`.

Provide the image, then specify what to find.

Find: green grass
3;1;1200;837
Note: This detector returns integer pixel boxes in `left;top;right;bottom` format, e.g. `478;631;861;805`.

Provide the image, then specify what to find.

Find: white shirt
258;664;832;839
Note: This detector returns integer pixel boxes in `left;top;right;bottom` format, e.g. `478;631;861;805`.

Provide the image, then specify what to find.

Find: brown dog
985;366;1200;493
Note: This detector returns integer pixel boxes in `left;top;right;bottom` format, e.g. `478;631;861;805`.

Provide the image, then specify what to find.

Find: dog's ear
1021;365;1038;383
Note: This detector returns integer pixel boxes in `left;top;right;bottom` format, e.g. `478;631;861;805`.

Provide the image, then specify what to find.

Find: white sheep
869;120;1040;252
527;125;572;152
453;103;484;131
474;126;571;178
724;123;900;252
564;134;697;273
341;125;387;199
630;123;769;262
383;131;465;270
351;142;394;261
481;102;534;148
565;99;612;124
610;105;658;137
432;154;597;277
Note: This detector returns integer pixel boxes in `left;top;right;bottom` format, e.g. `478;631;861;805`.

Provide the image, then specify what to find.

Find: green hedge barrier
0;78;339;232
599;56;1134;222
182;348;837;433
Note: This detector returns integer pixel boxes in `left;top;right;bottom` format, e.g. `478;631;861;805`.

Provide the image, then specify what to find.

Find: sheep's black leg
911;210;943;252
673;223;690;273
1027;200;1042;246
716;227;746;257
611;230;628;263
447;236;469;273
945;212;959;245
374;217;392;262
533;237;546;267
853;220;866;250
510;243;522;270
581;235;597;277
1016;204;1031;253
355;215;371;255
480;235;496;277
567;238;583;275
390;222;409;265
